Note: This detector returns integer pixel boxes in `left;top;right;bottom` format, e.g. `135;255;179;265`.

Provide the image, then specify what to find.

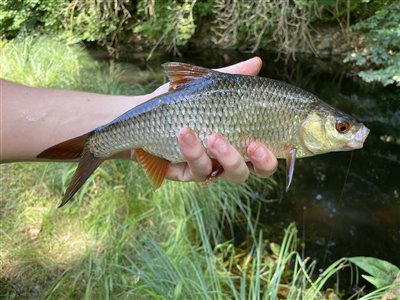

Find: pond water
95;50;400;268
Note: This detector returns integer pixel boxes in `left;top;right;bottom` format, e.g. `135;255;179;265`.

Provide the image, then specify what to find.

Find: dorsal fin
135;148;170;189
162;62;215;91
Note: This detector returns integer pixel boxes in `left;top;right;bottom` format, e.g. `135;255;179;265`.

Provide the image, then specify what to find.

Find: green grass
0;35;147;95
1;35;399;299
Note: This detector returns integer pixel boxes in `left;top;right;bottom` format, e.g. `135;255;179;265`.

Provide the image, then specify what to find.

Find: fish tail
37;133;104;207
58;148;104;207
37;133;89;160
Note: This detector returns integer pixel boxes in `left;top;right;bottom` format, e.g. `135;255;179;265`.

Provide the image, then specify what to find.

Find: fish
38;62;370;207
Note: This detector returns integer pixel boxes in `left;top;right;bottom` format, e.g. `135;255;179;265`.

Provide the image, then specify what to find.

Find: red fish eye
336;120;350;134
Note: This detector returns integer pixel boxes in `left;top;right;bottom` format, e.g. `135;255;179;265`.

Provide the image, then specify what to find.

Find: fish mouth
342;124;370;151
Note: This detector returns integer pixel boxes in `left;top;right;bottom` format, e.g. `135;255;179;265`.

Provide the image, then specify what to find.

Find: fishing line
322;152;354;265
339;151;354;204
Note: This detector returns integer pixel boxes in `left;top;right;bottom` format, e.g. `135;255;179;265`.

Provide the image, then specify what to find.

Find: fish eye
336;119;350;134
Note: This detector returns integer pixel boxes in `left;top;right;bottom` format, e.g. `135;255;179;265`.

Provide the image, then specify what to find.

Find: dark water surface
98;50;400;267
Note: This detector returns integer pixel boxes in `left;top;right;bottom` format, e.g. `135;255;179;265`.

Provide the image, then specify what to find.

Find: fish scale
38;62;369;207
87;73;316;161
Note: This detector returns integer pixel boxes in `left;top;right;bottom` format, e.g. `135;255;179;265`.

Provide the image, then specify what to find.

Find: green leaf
347;256;400;288
361;274;388;289
270;242;281;257
173;280;183;298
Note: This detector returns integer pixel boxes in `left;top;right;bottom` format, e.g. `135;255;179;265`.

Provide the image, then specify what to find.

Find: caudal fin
59;148;104;207
37;133;89;160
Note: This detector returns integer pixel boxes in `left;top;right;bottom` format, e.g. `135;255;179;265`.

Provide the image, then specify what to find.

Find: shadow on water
96;49;400;268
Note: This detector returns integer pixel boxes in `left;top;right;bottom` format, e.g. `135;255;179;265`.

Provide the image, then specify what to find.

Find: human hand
2;59;275;172
131;57;278;183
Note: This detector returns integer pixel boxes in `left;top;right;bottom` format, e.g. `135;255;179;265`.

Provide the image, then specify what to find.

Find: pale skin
0;57;278;183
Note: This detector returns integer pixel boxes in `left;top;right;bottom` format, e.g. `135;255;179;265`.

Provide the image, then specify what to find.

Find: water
97;49;400;267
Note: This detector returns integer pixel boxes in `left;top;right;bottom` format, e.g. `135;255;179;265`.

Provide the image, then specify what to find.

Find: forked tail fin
37;133;104;207
58;148;104;207
37;133;89;160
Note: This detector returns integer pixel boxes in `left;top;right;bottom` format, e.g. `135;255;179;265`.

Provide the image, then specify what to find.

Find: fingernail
254;146;266;159
214;137;227;153
182;131;194;145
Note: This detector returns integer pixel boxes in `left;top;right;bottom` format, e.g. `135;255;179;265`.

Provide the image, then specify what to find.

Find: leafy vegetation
0;0;64;37
348;257;399;290
1;35;399;299
1;0;399;85
134;0;198;58
344;1;400;86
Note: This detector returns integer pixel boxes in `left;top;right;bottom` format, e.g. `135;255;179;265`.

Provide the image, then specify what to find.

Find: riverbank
1;35;399;299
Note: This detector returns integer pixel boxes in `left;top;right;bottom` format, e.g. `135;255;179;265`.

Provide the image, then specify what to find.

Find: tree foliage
0;0;64;36
1;0;398;86
344;1;400;86
133;0;199;57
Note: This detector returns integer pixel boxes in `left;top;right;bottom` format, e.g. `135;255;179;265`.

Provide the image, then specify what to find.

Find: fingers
149;82;170;97
176;128;212;181
216;57;262;76
246;141;278;178
207;134;250;183
168;131;278;183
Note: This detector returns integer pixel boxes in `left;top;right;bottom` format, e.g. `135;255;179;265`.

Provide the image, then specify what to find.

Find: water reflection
103;49;400;267
262;54;400;267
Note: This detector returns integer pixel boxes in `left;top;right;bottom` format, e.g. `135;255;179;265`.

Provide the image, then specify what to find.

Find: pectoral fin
284;144;297;192
205;159;224;183
135;148;170;189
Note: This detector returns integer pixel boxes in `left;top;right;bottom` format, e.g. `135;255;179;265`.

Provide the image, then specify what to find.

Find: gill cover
300;108;369;156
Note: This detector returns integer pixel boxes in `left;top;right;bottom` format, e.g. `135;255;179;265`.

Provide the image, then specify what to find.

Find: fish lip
342;124;370;150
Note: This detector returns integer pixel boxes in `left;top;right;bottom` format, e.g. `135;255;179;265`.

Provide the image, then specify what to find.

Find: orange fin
135;148;170;189
58;148;104;207
284;144;297;192
37;133;89;160
162;62;215;91
205;159;224;183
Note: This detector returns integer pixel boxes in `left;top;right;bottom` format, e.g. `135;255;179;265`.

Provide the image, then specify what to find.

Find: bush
0;0;64;37
344;1;400;86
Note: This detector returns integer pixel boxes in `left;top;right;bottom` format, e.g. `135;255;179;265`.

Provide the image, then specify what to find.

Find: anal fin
135;148;170;189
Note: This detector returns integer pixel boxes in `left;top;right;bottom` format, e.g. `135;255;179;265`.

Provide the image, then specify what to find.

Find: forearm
0;79;151;162
1;58;278;184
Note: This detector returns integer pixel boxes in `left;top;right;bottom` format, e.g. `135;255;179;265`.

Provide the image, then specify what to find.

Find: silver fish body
88;73;320;161
38;62;369;207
